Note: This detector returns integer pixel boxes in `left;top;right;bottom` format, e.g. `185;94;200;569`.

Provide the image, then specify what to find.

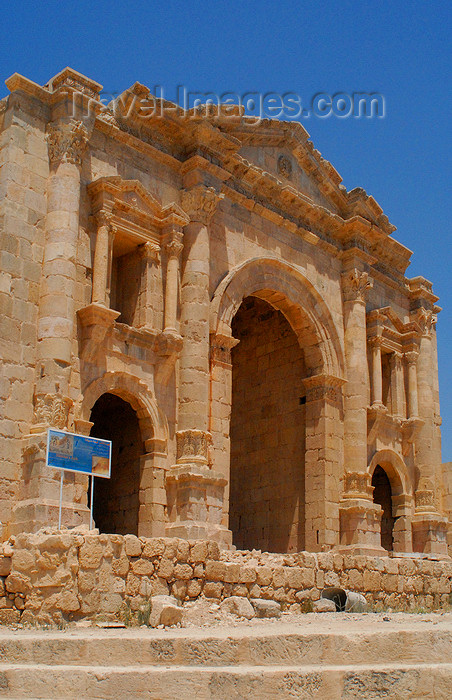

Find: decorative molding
404;350;419;366
181;185;224;225
33;393;72;430
302;373;345;403
413;307;434;337
343;471;373;500
342;268;373;303
138;241;160;264
210;333;240;366
176;429;212;464
46;119;90;167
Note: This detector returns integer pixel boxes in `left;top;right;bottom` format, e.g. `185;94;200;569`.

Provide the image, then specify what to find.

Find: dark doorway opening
372;465;395;551
229;296;306;553
89;393;143;535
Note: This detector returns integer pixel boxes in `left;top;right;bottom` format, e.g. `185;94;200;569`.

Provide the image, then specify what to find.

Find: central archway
230;296;307;552
210;257;346;552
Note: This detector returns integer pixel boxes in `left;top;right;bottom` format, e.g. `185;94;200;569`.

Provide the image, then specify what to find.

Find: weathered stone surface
149;595;182;627
312;598;336;613
250;598;281;618
220;596;255;619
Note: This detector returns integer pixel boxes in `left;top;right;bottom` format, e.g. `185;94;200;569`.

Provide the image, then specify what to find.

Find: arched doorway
89;393;143;535
229;296;307;553
372;465;395;551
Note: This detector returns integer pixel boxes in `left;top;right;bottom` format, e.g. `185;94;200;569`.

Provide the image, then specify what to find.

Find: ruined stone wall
0;533;450;626
230;298;307;553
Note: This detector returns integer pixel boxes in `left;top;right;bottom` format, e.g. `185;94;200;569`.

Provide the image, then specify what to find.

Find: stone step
0;625;451;668
0;662;451;699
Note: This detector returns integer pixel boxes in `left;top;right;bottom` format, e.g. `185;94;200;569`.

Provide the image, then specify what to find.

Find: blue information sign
46;429;112;478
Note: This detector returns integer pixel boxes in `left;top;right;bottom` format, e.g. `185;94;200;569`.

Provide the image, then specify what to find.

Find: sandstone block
173;563;193;580
190;541;208;563
205;561;225;581
158;558;174;580
0;556;12;576
0;609;20;624
124;535;142;557
250;598;281;618
149;595;182;627
187;579;202;597
142;538;165;558
312;598;336;612
203;581;223;599
79;539;103;569
220;595;255;619
131;559;154;576
256;566;272;586
5;572;31;595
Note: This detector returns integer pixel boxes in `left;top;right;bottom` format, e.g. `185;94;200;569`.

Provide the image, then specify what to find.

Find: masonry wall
230;297;307;553
0;532;451;626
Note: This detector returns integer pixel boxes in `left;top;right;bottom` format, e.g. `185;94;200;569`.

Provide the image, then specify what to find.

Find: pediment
87;176;189;228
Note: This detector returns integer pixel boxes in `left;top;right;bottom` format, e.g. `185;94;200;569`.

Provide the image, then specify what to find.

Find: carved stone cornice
342;268;373;303
367;335;384;350
46;119;90;168
181;185;224;225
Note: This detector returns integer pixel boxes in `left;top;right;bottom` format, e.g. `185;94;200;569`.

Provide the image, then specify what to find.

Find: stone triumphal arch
1;68;451;557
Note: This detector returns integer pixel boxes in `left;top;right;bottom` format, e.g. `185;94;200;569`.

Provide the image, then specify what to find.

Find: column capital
181;185;224;225
94;209;115;231
413;307;435;337
405;350;419;365
341;268;373;303
46;119;91;168
390;350;403;367
138;241;160;264
176;429;212;465
368;335;384;349
162;229;184;258
33;393;72;430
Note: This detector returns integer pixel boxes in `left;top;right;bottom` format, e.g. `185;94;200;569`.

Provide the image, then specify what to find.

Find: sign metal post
46;429;111;531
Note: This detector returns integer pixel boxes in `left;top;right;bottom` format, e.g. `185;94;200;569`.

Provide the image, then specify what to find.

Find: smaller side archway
73;372;169;538
368;450;413;553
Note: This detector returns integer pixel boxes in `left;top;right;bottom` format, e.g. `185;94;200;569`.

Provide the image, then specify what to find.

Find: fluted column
342;268;372;477
92;211;115;307
411;309;448;554
390;351;404;417
369;337;385;409
405;351;419;419
162;229;183;334
166;184;230;544
34;119;91;431
339;267;384;555
178;185;223;437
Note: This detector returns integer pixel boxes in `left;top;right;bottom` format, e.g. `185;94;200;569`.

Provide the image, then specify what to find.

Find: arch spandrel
210;256;345;378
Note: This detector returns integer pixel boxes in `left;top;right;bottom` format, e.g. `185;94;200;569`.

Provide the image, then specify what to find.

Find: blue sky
2;1;452;457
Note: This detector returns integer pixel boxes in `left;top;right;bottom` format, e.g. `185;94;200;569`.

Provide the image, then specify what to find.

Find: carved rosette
181;185;225;225
176;429;212;464
343;471;374;499
342;268;373;303
33;393;72;429
46;119;90;168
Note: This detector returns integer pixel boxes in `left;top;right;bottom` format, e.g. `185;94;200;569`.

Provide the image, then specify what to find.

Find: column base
412;512;449;557
11;499;90;536
339;498;386;556
166;463;232;546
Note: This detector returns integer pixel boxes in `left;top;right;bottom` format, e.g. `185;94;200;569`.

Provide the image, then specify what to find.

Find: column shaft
92;216;111;306
370;338;384;407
